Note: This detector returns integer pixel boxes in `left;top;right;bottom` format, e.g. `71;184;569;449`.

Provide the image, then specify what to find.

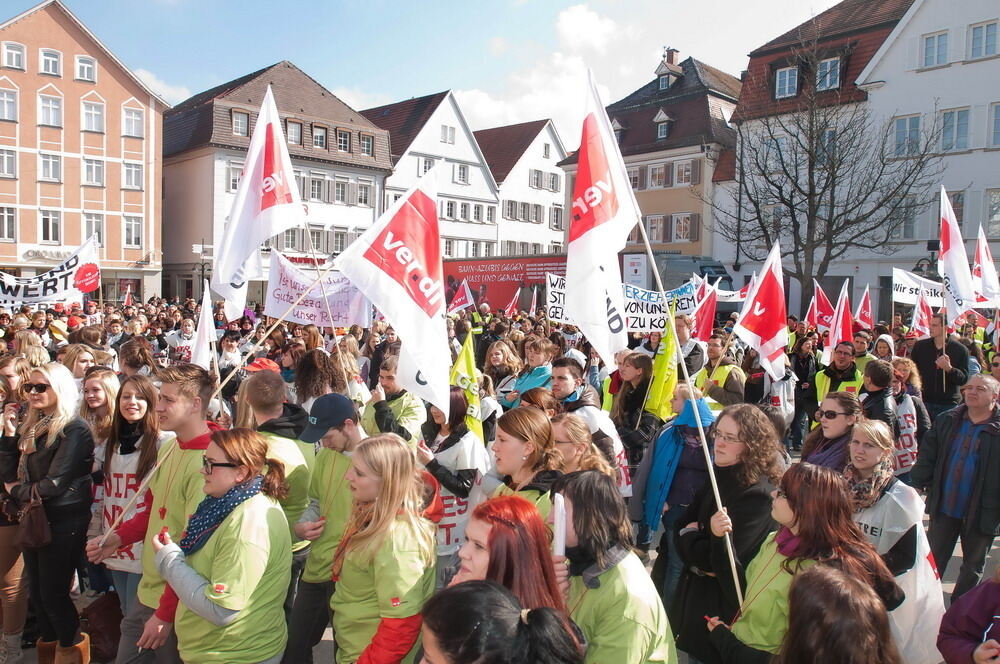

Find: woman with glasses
0;363;95;661
801;391;861;469
550;412;615;477
671;403;783;663
152;428;291;664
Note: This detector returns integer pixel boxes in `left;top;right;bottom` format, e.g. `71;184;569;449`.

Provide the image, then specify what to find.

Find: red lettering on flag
569;113;619;243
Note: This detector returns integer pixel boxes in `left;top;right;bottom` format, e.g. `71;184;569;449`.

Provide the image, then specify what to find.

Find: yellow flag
644;302;678;420
450;333;484;442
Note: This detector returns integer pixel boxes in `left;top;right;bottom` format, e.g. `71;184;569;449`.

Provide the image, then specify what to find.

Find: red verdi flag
447;279;475;314
938;186;976;322
822;280;853;365
854;285;873;332
733;242;788;380
812;279;835;333
911;287;933;338
691;280;718;342
973;224;1000;306
503;287;521;317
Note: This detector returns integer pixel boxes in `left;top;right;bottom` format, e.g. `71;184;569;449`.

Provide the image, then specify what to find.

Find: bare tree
707;40;945;309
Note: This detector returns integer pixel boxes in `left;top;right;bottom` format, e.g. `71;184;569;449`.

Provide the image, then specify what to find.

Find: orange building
0;0;166;302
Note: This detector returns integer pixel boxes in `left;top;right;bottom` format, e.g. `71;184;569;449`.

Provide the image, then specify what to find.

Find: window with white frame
456;164;469;185
816;58;841;90
473;205;483;222
548;173;560;191
0;207;14;241
0;90;15;121
333;231;347;253
40;49;60;76
471;241;480;257
334;180;348;203
283;229;298;251
988;189;1000;238
551;242;562;253
2;43;24;70
530;169;543;188
310;178;324;201
123;108;143;138
445;201;456;219
83;101;104;132
0;149;14;178
889;196;917;239
675;161;692;185
531;204;543;223
124;216;142;248
360;134;374;156
628;168;639;189
502;200;514;219
440;125;455;144
459;202;470;220
123;163;143;189
648;164;665;188
40;210;60;243
647;216;663;242
970;21;998;59
519;242;529;254
551;206;564;230
992;103;1000;147
75;56;96;82
657;122;669;139
519;202;530;221
309;228;323;251
337;130;350;152
421;157;434;175
818;129;837;165
83;158;104;186
673;213;692;242
893;116;920;156
923;32;948;67
486;206;495;223
484;242;494;257
444;239;454;257
357;182;372;206
39;153;61;182
227;163;243;192
84;213;103;246
232;111;249;136
775;66;798;98
287;121;302;145
313;126;327;148
543;143;551;158
948;190;965;230
531;243;542;255
942;108;969;151
39;95;61;126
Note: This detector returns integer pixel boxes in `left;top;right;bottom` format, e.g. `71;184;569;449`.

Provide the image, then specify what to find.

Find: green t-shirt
330;518;435;664
359;391;424;444
175;493;291;664
492;483;553;521
259;432;313;551
568;552;677;664
137;438;207;609
302;448;354;584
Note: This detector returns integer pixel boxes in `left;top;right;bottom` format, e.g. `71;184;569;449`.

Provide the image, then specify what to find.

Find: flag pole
303;225;339;336
634;221;744;607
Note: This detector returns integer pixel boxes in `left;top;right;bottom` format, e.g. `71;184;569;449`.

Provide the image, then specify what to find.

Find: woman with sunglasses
0;363;95;661
706;463;902;662
801;391;861;470
671;403;783;663
152;428;291;664
845;419;944;664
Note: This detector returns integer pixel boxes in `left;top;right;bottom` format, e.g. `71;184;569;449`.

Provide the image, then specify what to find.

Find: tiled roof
608;57;741;111
752;0;914;55
712;148;736;182
163;61;392;172
473;119;549;184
360;91;450;164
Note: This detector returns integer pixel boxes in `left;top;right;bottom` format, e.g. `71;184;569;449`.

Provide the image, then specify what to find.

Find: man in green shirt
360;355;423;444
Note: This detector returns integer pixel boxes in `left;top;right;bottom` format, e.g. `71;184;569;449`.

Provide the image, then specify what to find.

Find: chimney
666;48;679;65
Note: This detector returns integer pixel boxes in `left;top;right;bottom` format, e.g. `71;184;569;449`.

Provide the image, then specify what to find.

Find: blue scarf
179;476;262;556
642;399;715;531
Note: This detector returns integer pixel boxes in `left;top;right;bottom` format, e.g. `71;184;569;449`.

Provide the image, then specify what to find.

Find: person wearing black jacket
787;337;818;451
0;363;94;662
609;353;661;467
365;328;399;390
862;360;899;436
910;313;970;419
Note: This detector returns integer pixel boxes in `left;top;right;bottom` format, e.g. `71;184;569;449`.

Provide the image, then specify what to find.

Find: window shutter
663;164;673;187
664;216;673;243
637;165;647;190
690;213;701;242
690;159;702;185
552;174;560;192
324;180;333;204
348;182;358;206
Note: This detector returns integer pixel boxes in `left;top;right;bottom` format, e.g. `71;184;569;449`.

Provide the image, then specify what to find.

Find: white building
362;91;500;259
474;119;568;255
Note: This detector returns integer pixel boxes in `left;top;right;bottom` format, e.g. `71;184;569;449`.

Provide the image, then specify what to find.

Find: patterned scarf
331;500;375;582
178;476;262;556
843;455;895;512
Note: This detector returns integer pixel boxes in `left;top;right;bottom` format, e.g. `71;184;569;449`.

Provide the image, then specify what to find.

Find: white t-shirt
433;429;493;556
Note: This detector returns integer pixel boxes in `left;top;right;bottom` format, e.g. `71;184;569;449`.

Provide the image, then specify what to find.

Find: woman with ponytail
151;429;292;664
421;580;583;664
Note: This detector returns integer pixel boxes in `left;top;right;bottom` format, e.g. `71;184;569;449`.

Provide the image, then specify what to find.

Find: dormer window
775;66;798;99
652;109;672;140
659;75;671;90
611;117;625;144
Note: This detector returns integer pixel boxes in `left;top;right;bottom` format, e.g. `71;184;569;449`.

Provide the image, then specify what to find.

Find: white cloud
488;37;509;56
330;87;393;112
134;68;191;106
556;4;617;54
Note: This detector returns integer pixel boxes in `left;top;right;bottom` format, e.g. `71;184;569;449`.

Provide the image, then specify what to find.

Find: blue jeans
110;570;141;618
650;504;687;609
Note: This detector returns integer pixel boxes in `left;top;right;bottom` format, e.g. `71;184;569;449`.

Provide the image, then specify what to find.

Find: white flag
973;224;1000;306
335;170;451;412
190;280;215;371
564;70;637;370
938;186;976;323
211;86;304;321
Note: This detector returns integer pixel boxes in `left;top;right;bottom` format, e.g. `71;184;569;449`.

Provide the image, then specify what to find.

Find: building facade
162;61;392;300
474;119;567;255
0;0;167;301
362;91;500;259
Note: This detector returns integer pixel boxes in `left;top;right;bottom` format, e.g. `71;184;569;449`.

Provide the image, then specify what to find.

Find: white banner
892;268;944;306
545;273;696;332
265;252;371;327
0;236;101;306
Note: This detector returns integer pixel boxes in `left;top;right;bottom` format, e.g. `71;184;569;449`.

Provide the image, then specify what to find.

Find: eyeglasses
202;455;238;474
992;363;1000;368
815;409;850;420
713;431;744;444
23;383;50;394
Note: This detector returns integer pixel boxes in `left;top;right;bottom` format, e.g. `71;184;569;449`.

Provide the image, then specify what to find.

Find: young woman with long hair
329;434;436;663
294;349;347;412
0;375;27;662
0;363;95;661
672;403;783;663
609;352;659;466
519;387;563;419
118;338;156;378
499;337;555;410
339;334;370;386
706;463;903;661
450;495;566;612
300;325;326;353
12;330;41;356
61;344;97;384
801;391;861;469
550;412;615;477
554;470;676;663
152;429;291;664
890;357;922;398
80;367;119;449
421;581;583;664
485;341;522;401
491;407;563;518
0;357;30;400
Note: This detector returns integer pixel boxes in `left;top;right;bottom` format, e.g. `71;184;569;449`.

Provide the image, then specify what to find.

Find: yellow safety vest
693;363;738;411
814;367;863;404
471;312;492;335
601;376;613;412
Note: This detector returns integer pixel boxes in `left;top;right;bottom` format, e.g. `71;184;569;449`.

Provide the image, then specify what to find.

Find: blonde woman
12;330;41;356
0;363;95;661
485;341;522;398
22;346;49;369
61;344;97;384
330;434;436;663
550;412;615;477
339;334;370;386
491;406;564;518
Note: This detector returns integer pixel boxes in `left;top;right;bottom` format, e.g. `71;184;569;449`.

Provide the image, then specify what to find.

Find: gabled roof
0;0;168;107
751;0;915;56
855;0;925;85
473;119;549;184
608;57;742;111
360;91;449;164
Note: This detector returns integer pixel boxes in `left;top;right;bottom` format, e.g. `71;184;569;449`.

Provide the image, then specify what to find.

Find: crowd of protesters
0;296;996;663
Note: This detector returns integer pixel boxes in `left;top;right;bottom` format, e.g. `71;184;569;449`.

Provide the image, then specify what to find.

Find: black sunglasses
23;383;50;394
815;409;850;420
202;455;238;474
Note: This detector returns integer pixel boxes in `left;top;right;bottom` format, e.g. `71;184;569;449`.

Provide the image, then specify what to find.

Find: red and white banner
691;280;718;342
529;286;538;316
822;280;854;366
211;86;304;321
503;287;521;317
910;287;932;339
191;280;215;371
447;278;475;314
938;186;977;323
122;283;133;307
564;70;637;370
733;242;788;381
854;284;873;332
336;170;451;411
973;224;1000;306
812;279;835;332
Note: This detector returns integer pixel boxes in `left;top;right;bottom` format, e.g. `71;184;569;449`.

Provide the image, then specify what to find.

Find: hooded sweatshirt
874;333;896;361
257;403;309;441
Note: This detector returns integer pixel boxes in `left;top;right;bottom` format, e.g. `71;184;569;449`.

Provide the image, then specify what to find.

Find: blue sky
8;0;842;140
